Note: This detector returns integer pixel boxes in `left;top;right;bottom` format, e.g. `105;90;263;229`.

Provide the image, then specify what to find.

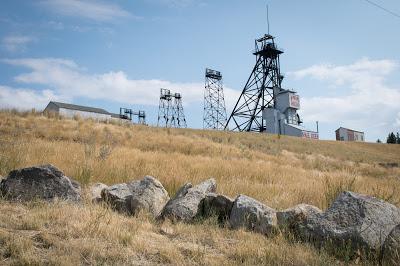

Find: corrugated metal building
44;101;121;122
335;127;365;142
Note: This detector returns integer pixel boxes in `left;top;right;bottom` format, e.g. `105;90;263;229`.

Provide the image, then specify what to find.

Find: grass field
1;110;399;265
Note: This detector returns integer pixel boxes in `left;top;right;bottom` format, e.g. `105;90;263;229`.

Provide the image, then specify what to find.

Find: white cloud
0;85;65;110
2;35;35;52
39;0;132;22
1;58;239;111
289;58;400;140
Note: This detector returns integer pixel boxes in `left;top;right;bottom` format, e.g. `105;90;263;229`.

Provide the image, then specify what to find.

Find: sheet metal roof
51;101;110;115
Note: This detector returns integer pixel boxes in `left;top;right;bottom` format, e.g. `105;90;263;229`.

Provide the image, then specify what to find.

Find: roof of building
335;127;364;134
49;101;110;115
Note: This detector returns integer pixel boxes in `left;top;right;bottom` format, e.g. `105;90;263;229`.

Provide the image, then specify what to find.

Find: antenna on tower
267;4;270;35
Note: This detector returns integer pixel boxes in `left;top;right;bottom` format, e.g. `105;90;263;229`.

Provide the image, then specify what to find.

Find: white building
262;87;319;139
335;127;365;142
44;101;115;121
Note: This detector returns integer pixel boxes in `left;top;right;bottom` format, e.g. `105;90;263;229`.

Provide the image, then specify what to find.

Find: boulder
277;204;322;231
298;191;400;257
128;176;170;217
91;183;108;203
200;193;234;223
382;224;400;265
101;176;169;217
229;194;277;236
161;178;217;222
0;164;81;202
101;183;133;214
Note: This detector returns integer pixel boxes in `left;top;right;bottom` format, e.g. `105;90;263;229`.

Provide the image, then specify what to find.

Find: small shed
335;127;365;142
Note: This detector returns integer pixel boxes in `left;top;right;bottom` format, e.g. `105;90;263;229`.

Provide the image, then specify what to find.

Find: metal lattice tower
157;88;173;127
203;68;227;130
225;34;283;132
172;93;187;128
133;110;146;125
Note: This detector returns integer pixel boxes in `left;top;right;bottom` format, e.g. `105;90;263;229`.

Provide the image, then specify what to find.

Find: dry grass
0;110;399;265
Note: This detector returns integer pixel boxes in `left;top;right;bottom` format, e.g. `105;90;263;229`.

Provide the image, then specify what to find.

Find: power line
362;0;400;19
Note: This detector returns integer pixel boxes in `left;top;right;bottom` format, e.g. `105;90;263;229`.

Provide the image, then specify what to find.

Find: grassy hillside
1;110;399;265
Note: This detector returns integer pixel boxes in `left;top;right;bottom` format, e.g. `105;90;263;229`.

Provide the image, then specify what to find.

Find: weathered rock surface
0;164;81;202
160;178;217;222
128;176;170;217
229;194;277;235
101;183;133;214
91;183;108;203
200;193;234;222
101;176;169;217
277;204;322;231
298;191;400;256
382;224;400;265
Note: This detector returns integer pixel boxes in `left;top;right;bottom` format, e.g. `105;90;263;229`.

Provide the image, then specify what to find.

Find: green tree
387;132;397;144
397;132;400;144
376;139;382;143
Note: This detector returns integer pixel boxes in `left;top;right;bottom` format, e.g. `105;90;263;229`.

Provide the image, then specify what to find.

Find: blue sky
0;0;399;141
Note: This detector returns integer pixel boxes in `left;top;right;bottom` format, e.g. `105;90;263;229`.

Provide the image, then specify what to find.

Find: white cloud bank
0;57;239;112
289;58;400;140
39;0;132;22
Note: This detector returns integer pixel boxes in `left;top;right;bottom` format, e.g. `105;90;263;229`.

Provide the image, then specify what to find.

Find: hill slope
0;111;399;265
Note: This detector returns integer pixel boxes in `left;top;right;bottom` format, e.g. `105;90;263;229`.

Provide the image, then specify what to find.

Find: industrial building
43;101;146;124
335;127;365;142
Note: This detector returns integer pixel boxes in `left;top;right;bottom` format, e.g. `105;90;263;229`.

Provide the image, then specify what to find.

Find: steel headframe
133;110;146;125
172;93;187;128
157;88;187;128
157;88;173;127
203;68;227;130
225;34;284;132
120;107;133;121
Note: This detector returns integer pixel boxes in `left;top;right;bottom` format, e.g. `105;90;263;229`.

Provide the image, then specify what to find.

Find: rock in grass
382;224;400;265
229;194;277;236
91;183;108;203
298;191;400;257
200;193;234;223
101;176;169;217
277;204;322;231
128;176;170;217
0;164;81;202
160;178;217;222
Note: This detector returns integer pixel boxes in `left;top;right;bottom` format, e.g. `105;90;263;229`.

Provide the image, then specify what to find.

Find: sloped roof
50;101;110;115
336;127;364;134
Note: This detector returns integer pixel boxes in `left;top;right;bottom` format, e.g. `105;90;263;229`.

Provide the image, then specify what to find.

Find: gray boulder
277;204;322;231
101;183;133;214
161;178;217;222
128;176;170;217
0;164;81;202
382;224;400;265
91;183;108;203
101;176;169;217
200;193;234;223
229;194;277;236
298;191;400;256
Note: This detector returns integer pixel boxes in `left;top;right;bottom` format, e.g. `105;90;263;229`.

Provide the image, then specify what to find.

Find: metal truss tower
225;34;283;132
172;93;187;128
157;88;173;127
133;110;146;125
203;68;227;130
157;89;187;128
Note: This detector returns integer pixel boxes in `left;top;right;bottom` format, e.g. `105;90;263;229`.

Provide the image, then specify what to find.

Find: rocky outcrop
91;183;108;203
382;224;400;265
0;164;81;202
161;178;216;222
200;193;234;223
101;176;169;217
229;194;277;236
298;191;400;256
277;204;322;231
128;176;170;217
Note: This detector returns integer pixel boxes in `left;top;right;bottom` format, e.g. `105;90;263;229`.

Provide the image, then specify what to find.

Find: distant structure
336;127;365;142
225;34;318;139
203;68;227;130
44;101;145;124
119;108;146;125
157;89;187;128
